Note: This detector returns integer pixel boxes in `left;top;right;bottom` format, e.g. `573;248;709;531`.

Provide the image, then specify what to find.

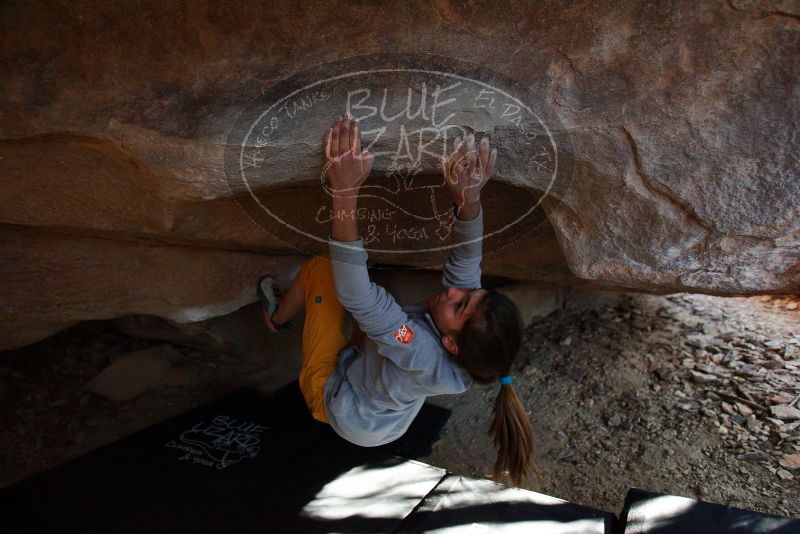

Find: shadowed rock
0;0;797;349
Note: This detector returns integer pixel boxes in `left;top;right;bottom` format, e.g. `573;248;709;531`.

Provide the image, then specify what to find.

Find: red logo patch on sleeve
393;324;415;344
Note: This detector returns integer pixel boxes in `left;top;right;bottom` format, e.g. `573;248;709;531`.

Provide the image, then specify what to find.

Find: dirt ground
1;291;798;519
425;292;799;518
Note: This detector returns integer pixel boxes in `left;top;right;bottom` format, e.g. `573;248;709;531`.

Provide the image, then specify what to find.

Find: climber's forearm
442;202;483;288
330;195;360;242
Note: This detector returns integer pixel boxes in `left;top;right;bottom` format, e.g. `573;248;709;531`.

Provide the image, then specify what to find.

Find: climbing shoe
257;275;293;333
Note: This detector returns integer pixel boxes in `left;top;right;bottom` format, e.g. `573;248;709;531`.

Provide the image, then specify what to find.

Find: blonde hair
455;290;535;486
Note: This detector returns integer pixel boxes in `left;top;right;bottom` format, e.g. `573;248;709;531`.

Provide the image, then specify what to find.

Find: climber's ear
441;333;459;355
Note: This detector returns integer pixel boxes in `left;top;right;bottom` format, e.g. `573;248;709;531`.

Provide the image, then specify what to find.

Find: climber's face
428;287;488;355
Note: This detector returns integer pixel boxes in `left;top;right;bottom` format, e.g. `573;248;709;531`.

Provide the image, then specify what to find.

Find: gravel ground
425;292;800;518
1;292;798;519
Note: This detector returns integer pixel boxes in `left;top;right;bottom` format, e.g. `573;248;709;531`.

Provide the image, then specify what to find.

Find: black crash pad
1;381;452;533
619;488;800;533
396;473;615;533
2;380;623;533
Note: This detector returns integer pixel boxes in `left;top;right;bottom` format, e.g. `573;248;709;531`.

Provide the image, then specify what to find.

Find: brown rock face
0;225;305;349
0;1;798;348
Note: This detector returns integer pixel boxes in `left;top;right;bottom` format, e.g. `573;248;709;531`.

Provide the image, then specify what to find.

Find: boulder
496;284;565;327
86;345;175;401
0;0;797;348
0;224;305;350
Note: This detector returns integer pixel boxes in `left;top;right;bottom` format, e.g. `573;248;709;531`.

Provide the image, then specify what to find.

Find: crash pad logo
165;415;269;470
223;53;573;264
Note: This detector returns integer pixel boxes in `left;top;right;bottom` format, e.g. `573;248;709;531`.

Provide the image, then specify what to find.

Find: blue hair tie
499;375;513;385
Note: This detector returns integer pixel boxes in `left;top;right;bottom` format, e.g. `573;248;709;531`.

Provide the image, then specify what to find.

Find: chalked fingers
339;117;351;157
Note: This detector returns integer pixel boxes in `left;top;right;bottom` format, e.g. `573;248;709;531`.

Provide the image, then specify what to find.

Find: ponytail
454;290;536;487
489;382;535;486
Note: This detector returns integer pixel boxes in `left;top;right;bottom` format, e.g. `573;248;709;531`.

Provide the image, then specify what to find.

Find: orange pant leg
297;253;349;423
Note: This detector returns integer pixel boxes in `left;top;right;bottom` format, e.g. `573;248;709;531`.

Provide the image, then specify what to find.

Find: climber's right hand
324;114;374;198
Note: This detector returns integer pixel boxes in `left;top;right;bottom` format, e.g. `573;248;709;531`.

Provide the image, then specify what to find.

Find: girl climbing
258;115;534;486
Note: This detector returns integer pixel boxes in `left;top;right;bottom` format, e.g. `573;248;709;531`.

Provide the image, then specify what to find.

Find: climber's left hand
442;132;496;209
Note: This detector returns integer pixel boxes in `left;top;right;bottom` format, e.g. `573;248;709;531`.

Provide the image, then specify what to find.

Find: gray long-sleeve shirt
323;206;484;447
